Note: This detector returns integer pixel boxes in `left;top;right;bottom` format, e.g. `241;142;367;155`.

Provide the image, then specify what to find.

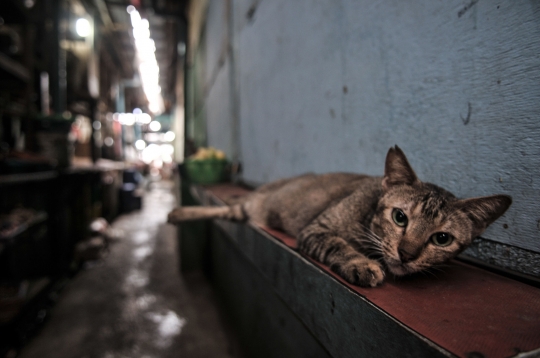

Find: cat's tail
167;204;246;223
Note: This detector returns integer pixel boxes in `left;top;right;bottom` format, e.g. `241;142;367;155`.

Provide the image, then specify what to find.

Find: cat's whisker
359;237;382;246
428;265;448;274
364;243;382;251
358;240;383;253
359;245;383;254
357;223;383;242
423;271;438;279
358;232;384;245
358;241;381;248
353;233;379;246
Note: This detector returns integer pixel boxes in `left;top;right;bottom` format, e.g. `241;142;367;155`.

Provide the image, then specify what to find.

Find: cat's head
371;146;512;276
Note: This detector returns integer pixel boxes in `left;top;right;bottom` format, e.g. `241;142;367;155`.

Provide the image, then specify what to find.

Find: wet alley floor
18;181;235;358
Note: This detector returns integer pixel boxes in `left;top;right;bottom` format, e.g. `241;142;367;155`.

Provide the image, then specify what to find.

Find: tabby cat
168;146;512;287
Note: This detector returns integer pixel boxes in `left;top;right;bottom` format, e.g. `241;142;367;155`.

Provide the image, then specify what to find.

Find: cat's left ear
382;145;419;190
456;195;512;237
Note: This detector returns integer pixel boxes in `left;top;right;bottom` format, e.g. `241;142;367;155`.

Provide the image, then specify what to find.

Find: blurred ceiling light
163;155;173;163
104;137;114;147
127;8;164;115
164;131;175;142
148;102;161;114
149;121;161;132
144;85;161;94
124;113;135;126
115;111;153;126
135;139;146;150
76;18;91;37
135;39;156;54
118;113;136;126
139;113;152;124
142;144;159;164
133;26;150;40
144;133;161;142
129;9;142;27
161;144;174;156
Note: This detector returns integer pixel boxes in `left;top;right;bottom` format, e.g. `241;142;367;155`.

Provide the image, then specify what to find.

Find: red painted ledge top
205;183;540;358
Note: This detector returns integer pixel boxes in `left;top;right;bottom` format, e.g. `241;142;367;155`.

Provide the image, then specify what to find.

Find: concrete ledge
182;184;540;358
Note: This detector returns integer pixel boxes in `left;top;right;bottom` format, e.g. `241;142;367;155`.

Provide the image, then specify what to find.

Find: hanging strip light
127;5;165;115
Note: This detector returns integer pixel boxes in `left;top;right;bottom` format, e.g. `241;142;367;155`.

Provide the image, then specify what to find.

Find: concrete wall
205;0;236;157
202;0;540;255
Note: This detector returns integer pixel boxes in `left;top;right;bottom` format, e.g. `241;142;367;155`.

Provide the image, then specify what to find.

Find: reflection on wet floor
18;181;234;358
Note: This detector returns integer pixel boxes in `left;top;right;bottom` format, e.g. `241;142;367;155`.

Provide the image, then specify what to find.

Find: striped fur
168;146;512;287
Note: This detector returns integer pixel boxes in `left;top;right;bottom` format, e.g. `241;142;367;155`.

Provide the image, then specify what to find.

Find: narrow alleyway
18;181;234;358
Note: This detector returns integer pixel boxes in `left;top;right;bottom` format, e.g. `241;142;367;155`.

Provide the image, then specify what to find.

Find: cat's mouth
384;259;414;276
387;264;408;276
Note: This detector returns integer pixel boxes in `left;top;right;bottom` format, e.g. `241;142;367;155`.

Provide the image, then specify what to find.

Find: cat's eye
392;209;408;227
430;232;453;247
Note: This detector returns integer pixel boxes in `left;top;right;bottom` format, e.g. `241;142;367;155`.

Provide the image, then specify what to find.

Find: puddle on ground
146;310;187;348
117;184;188;354
135;294;157;310
132;231;151;245
133;245;153;261
125;268;149;288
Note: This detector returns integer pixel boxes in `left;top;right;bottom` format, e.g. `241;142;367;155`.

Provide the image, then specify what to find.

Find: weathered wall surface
204;0;233;156
202;0;540;254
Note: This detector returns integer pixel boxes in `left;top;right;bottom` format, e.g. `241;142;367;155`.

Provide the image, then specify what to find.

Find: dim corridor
17;181;234;358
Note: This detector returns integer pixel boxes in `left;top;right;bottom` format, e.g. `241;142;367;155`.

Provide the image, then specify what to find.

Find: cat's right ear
455;195;512;238
382;145;419;190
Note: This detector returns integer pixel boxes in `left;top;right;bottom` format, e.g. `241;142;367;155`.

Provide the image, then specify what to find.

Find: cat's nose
398;248;416;263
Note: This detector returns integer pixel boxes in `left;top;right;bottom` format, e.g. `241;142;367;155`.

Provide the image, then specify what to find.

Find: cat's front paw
336;258;385;287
